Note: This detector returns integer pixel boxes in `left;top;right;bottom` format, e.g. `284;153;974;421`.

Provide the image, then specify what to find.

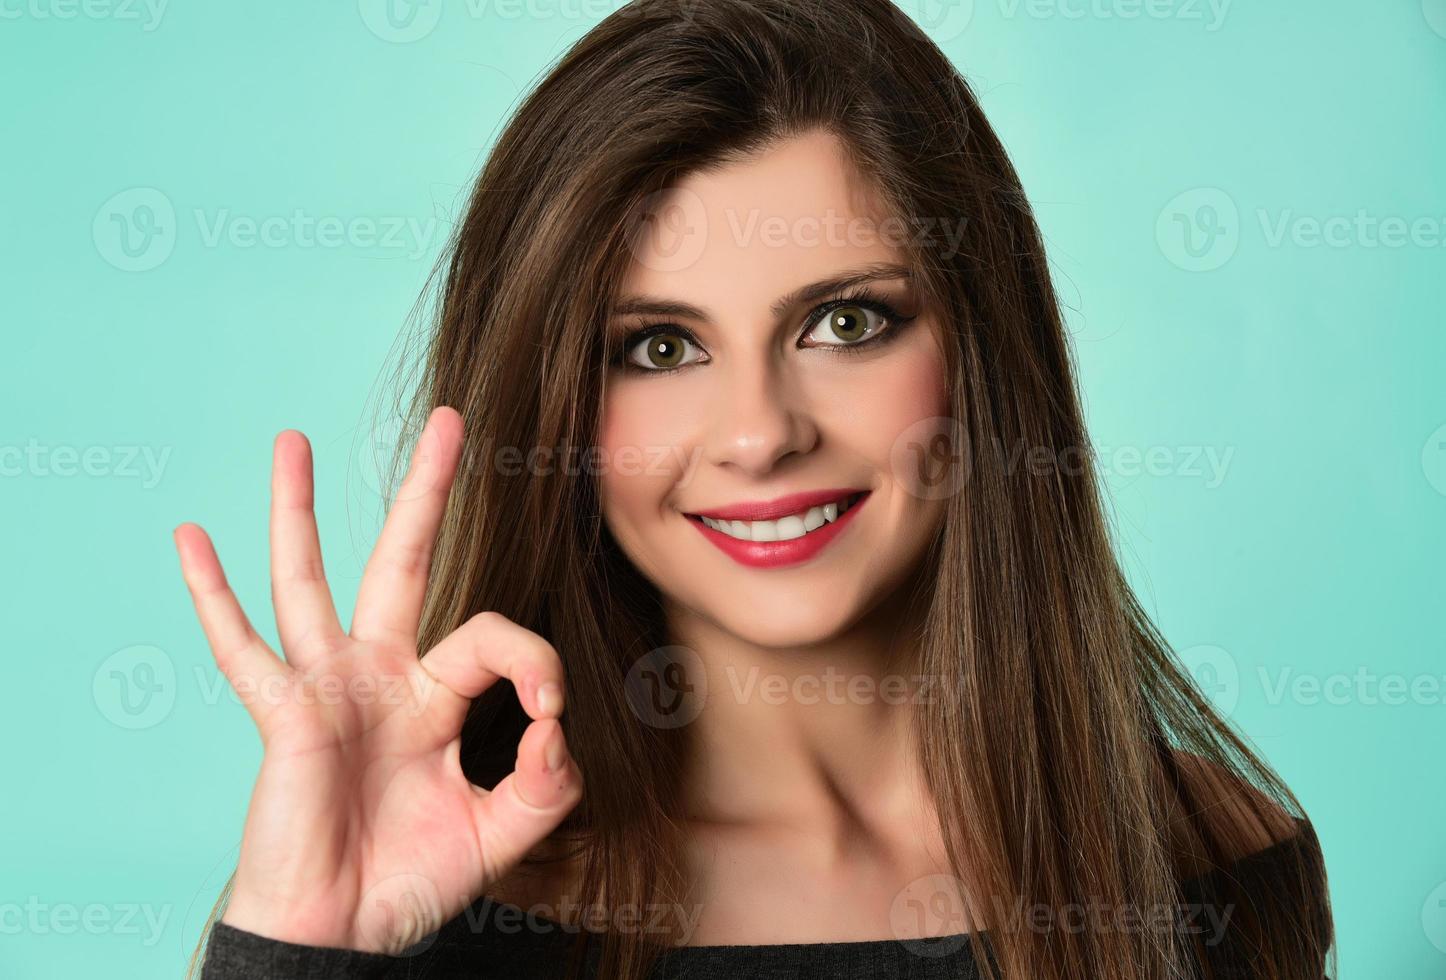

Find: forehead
618;129;905;313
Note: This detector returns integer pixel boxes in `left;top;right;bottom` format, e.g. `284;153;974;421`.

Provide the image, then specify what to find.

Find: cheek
597;380;696;526
813;327;951;461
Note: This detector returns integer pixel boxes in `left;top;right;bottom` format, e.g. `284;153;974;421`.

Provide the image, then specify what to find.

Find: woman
181;0;1334;977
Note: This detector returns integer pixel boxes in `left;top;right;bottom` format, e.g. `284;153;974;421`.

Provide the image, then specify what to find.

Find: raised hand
173;406;583;954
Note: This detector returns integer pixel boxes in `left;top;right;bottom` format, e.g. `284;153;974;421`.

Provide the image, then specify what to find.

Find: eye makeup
608;286;921;376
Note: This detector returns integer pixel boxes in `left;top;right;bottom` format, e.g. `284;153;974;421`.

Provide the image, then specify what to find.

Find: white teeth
698;496;856;542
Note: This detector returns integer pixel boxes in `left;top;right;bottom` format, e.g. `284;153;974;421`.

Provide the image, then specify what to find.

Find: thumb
469;718;583;882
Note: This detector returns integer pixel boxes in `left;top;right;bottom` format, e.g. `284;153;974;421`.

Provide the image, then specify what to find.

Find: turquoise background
2;1;1442;976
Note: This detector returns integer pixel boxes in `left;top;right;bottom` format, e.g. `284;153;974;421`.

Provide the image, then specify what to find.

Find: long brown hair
188;1;1334;978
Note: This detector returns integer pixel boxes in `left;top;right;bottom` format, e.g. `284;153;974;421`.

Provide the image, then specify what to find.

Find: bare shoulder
1159;747;1304;872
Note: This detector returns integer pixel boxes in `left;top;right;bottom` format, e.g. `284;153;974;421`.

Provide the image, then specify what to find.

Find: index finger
349;406;464;646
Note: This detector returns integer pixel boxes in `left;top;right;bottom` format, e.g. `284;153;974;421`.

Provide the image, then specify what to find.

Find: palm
174;408;581;953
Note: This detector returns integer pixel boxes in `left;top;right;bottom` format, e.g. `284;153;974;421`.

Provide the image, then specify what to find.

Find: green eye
616;294;911;374
805;304;881;346
625;331;703;371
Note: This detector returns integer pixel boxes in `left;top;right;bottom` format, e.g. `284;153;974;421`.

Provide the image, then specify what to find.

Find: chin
684;579;880;652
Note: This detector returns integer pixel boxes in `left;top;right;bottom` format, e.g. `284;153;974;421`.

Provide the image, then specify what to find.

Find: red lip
685;487;866;522
685;490;871;569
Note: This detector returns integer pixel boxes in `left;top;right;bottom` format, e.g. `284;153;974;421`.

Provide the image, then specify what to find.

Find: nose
702;356;819;476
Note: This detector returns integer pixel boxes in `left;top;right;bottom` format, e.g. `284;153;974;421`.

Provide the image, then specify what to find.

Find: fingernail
545;730;567;773
537;682;562;717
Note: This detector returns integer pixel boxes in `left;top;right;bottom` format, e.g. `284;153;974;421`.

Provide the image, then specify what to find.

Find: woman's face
598;129;952;648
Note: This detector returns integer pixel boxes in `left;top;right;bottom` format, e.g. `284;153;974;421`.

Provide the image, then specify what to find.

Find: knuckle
275;555;327;584
469;609;510;631
463;612;563;678
371;538;431;577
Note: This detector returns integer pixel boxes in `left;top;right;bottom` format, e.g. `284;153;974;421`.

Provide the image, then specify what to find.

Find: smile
693;491;866;541
683;489;871;569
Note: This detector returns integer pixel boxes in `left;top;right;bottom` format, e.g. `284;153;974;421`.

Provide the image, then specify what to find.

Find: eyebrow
609;262;913;324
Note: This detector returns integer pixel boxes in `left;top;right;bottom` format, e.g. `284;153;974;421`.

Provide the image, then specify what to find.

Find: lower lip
685;492;870;569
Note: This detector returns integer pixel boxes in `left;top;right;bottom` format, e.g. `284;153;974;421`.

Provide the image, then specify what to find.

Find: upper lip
685;488;868;522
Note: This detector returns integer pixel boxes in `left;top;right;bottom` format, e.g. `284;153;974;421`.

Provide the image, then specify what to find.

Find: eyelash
611;287;919;376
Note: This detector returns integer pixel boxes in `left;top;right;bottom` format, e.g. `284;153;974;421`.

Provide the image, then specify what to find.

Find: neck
663;570;935;846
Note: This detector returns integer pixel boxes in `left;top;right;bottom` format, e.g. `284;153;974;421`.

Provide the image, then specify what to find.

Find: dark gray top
199;830;1327;979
